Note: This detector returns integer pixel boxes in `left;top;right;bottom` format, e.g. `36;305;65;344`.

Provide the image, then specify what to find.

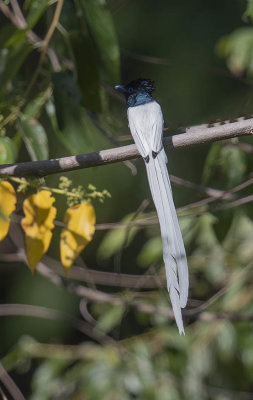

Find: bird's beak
115;85;127;93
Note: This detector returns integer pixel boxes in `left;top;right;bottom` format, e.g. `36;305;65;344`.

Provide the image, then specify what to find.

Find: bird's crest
126;78;155;93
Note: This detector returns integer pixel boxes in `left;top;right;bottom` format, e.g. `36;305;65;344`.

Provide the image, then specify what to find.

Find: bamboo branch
0;118;253;177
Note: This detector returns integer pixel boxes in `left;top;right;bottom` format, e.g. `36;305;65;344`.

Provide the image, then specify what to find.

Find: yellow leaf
0;181;16;241
21;190;56;273
60;201;96;275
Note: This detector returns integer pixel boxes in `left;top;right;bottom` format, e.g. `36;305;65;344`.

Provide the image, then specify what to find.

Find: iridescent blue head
115;78;155;108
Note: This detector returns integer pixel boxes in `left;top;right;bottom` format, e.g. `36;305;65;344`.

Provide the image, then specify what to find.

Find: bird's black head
115;78;155;108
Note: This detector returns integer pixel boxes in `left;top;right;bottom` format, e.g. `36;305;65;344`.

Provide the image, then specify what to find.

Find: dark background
0;0;253;398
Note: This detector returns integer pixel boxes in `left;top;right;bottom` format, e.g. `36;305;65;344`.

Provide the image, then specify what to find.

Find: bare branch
24;0;64;97
0;0;61;71
4;229;253;324
217;194;253;210
0;303;112;343
0;118;253;177
0;362;25;400
0;252;167;288
37;261;253;322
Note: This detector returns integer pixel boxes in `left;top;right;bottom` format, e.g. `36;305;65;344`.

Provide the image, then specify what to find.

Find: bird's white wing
127;101;163;157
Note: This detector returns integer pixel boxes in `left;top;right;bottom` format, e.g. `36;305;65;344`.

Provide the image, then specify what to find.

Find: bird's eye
128;87;134;93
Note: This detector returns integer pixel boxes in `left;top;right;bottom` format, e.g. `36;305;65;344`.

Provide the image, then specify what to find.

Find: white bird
115;79;189;334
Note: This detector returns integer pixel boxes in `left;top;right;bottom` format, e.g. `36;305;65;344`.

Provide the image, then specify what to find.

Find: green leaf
24;91;51;119
80;0;120;83
96;305;124;333
0;137;17;163
0;42;34;98
202;143;221;185
97;213;142;260
20;118;49;161
202;143;246;189
216;27;253;76
69;32;101;112
0;1;50;49
178;215;198;247
5;29;29;48
0;25;17;49
223;212;253;266
216;322;236;360
24;0;51;29
137;236;162;268
51;72;105;154
246;0;253;21
192;213;226;283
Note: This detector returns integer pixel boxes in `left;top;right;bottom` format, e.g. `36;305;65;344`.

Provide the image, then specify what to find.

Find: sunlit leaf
0;137;17;163
60;202;96;275
20;117;49;161
0;181;17;241
21;190;56;273
80;0;120;83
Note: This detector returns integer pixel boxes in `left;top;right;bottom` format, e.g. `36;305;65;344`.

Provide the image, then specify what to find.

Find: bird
115;79;189;334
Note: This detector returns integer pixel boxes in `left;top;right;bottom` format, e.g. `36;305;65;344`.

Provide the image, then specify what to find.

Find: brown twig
24;0;64;97
0;0;61;71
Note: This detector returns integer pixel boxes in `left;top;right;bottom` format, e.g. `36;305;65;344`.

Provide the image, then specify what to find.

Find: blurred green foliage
0;0;253;399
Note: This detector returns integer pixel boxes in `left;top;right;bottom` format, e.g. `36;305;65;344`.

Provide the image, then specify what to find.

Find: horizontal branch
6;228;253;325
0;303;108;342
0;252;166;288
37;260;253;322
1;118;253;177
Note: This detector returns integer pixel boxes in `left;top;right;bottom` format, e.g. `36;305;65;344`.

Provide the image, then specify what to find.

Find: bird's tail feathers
145;149;189;334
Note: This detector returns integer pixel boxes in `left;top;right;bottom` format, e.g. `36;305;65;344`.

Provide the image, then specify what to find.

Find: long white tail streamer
146;149;188;334
127;101;189;334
